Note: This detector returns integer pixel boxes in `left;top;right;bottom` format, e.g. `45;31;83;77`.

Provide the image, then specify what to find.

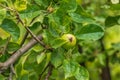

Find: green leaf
15;52;30;77
96;54;106;66
16;68;29;80
0;74;5;80
55;0;77;24
51;38;67;49
0;19;20;41
37;52;46;64
75;66;89;80
7;42;20;53
34;0;49;7
51;49;64;68
0;28;10;39
0;7;6;25
63;59;80;79
20;69;29;80
63;60;89;80
46;52;51;61
29;22;42;34
48;14;61;37
110;4;120;10
15;62;23;77
69;13;94;23
60;0;77;12
20;10;41;19
45;52;51;67
14;0;27;11
75;5;94;19
19;5;43;24
48;22;60;37
75;24;104;41
105;16;120;27
0;38;7;47
0;0;6;2
48;14;60;25
112;42;120;50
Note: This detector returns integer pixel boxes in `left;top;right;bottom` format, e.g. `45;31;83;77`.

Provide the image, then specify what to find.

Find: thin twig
20;32;29;46
1;3;52;50
3;36;11;54
39;63;50;80
14;9;50;50
8;64;15;80
24;26;46;48
0;4;15;11
45;64;53;80
32;0;41;8
100;38;111;80
29;14;40;26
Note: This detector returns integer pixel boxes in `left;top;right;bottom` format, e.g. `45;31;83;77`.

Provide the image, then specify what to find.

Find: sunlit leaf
37;52;46;64
63;59;80;79
75;66;89;80
69;12;94;23
0;19;20;41
75;24;104;41
0;7;6;25
63;59;89;80
14;0;27;11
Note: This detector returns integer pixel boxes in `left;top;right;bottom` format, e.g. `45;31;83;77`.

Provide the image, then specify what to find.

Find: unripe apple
103;25;120;49
61;34;76;49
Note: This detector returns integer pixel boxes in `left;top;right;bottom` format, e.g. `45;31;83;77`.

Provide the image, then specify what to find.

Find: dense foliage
0;0;120;80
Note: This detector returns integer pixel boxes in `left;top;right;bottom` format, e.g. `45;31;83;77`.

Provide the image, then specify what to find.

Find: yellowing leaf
14;0;27;11
0;28;10;39
0;7;6;25
37;52;46;64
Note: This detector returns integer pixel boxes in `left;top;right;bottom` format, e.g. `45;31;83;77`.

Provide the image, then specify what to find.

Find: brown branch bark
39;63;50;80
100;39;111;80
45;64;53;80
0;35;43;71
24;26;46;48
8;64;15;80
0;3;52;50
15;9;50;50
101;57;111;80
20;32;29;46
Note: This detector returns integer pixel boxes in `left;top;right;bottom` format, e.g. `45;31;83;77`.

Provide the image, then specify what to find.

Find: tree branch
0;3;52;50
39;63;50;80
45;64;53;80
0;4;15;11
8;64;15;80
15;8;51;50
20;32;29;46
0;35;43;71
100;38;111;80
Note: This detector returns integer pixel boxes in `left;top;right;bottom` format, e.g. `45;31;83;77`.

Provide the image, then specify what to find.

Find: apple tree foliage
0;0;120;80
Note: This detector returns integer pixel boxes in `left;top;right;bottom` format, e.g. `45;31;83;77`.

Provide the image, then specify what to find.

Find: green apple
103;25;120;49
61;34;76;49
